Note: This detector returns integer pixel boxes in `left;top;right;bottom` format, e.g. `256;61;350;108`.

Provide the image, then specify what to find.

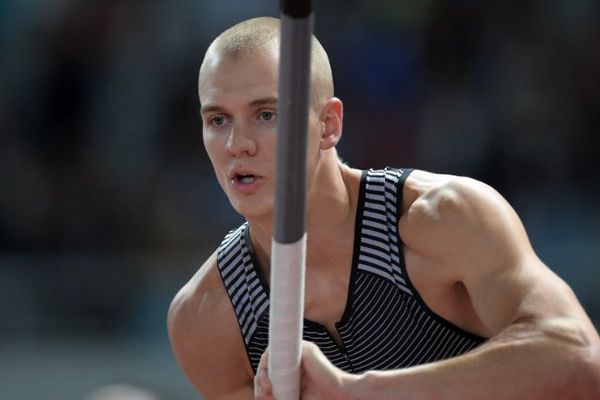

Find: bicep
168;272;254;399
453;183;591;336
465;251;579;336
169;318;253;399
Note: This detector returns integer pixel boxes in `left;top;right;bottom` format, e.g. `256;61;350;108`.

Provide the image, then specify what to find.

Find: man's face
199;46;283;220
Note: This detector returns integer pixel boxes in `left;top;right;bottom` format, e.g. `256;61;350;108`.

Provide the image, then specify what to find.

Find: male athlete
168;17;600;399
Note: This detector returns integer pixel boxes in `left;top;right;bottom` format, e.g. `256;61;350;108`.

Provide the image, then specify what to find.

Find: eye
209;115;227;127
258;111;276;122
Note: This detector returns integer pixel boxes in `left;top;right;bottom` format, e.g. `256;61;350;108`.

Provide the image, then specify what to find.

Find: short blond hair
200;17;334;108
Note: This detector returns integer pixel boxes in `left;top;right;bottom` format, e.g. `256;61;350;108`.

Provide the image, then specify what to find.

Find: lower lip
230;177;263;194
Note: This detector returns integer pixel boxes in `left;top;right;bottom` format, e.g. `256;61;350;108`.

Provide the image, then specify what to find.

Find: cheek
207;156;229;195
203;132;224;159
203;135;227;181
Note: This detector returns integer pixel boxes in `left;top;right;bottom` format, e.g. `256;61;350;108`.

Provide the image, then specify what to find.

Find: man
168;16;600;399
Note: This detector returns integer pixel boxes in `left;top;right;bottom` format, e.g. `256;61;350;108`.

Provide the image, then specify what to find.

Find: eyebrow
250;97;278;107
200;97;278;115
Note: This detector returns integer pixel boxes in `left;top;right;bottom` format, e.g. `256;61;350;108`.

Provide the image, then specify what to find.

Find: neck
247;157;360;276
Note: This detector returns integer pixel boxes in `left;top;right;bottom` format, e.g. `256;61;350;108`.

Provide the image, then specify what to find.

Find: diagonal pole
268;0;313;399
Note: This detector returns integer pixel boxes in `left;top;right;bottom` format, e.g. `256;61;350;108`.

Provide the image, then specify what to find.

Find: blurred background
1;0;599;398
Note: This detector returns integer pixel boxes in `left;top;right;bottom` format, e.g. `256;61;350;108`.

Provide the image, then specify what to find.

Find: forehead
199;47;279;108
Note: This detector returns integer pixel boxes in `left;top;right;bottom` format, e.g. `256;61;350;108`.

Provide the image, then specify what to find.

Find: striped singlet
216;167;485;374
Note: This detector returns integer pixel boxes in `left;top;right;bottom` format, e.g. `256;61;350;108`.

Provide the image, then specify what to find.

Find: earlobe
319;98;344;150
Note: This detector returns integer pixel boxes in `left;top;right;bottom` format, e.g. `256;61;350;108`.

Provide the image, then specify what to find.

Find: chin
230;198;272;222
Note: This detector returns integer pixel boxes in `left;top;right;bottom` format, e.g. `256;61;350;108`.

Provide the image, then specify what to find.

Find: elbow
579;344;600;398
540;319;600;398
562;339;600;399
574;324;600;398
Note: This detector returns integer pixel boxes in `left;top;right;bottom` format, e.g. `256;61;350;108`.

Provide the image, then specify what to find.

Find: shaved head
199;17;334;109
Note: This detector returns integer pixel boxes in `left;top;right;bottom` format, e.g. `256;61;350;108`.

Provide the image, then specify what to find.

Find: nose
226;122;257;157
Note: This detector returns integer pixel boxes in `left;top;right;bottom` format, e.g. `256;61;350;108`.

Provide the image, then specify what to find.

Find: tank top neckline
242;169;368;339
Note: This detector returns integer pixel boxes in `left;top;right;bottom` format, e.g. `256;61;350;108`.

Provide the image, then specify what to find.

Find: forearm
347;320;600;400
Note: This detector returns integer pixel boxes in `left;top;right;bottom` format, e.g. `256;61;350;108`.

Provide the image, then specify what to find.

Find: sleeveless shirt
216;167;485;374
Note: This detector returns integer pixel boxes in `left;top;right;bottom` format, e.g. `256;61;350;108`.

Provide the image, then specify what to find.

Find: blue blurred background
1;0;599;398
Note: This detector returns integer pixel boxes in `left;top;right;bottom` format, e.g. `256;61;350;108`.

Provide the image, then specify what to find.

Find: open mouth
235;174;256;184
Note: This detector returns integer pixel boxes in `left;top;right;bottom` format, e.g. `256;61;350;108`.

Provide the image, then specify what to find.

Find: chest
286;269;485;374
301;245;489;346
303;256;352;346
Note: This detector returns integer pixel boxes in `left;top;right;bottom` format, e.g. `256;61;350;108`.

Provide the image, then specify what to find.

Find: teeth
239;175;255;184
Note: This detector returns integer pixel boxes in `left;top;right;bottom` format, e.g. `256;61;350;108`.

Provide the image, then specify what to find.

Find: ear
318;97;343;150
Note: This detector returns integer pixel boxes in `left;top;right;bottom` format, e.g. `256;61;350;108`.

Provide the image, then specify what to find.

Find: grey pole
268;0;313;399
274;0;313;243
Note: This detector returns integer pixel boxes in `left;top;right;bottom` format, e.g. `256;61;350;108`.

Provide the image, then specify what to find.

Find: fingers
301;340;328;369
300;340;352;399
254;349;273;399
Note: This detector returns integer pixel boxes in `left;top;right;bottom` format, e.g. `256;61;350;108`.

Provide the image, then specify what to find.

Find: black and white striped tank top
216;167;485;374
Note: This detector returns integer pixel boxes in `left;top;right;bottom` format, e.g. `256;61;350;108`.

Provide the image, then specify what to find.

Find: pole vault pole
268;0;313;399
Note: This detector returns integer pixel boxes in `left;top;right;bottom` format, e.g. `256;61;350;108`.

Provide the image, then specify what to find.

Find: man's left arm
350;177;600;399
255;177;600;400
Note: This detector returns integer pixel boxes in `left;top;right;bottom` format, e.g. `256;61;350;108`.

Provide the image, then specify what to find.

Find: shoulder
167;250;253;398
168;252;226;335
401;169;511;223
399;169;531;266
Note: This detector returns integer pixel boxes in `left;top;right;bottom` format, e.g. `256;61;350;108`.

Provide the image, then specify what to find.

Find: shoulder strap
216;223;270;346
356;168;415;295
